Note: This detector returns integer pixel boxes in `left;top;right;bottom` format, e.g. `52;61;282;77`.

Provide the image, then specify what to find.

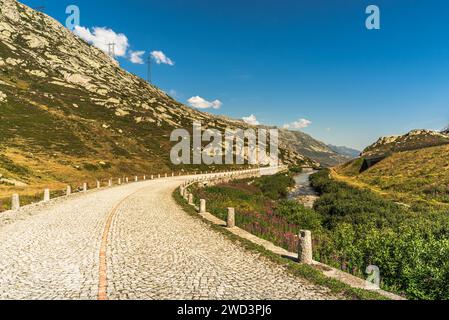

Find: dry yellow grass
334;144;449;208
0;147;168;199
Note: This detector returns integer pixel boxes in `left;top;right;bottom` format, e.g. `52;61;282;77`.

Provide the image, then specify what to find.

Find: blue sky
22;0;449;150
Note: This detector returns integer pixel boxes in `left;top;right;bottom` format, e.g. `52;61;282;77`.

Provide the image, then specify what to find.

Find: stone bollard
43;188;50;202
144;175;146;181
188;194;194;205
83;183;88;193
66;185;72;196
97;181;101;189
227;208;235;228
125;177;129;183
151;175;154;180
165;173;168;178
298;230;313;265
118;178;122;185
200;199;206;214
108;179;112;187
11;193;20;210
158;174;161;179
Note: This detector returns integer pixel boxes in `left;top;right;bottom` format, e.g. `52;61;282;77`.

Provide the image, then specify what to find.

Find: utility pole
33;6;46;12
146;54;152;84
107;42;116;58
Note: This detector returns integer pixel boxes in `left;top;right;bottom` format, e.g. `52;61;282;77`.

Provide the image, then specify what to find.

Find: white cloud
74;26;129;57
283;118;312;130
73;26;147;65
242;114;260;126
187;96;222;109
129;50;145;64
151;51;174;66
73;27;174;67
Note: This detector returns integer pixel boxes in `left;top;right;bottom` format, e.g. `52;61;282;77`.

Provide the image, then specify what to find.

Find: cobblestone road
0;177;342;300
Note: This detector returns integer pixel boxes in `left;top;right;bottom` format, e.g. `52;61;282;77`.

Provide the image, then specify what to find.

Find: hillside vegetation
191;169;449;299
335;144;449;206
309;170;449;300
190;171;320;253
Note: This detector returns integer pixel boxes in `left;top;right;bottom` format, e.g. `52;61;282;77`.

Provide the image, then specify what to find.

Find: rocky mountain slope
362;129;449;158
277;130;348;167
0;0;344;191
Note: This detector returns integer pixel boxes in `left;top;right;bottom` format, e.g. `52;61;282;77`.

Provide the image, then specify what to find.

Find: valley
0;0;354;210
1;0;449;302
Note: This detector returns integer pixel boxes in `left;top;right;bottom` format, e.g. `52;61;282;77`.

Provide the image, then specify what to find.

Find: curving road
0;176;341;300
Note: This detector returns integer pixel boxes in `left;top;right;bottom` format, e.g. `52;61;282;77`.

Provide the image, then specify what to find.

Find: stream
288;169;319;208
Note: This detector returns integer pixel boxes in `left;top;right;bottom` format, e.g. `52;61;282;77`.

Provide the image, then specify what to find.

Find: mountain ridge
362;129;449;158
327;144;360;159
0;0;345;192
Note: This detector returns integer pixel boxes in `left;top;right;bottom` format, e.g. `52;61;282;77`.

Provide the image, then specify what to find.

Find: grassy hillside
335;144;449;206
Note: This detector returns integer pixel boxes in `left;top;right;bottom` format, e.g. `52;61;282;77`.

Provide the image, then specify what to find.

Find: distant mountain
277;130;349;167
327;145;360;159
362;129;449;158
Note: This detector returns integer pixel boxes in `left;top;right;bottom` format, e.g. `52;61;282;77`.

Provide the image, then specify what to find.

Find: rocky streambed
288;169;319;208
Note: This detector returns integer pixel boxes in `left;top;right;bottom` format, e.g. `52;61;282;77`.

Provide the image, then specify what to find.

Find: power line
33;6;46;12
107;42;116;58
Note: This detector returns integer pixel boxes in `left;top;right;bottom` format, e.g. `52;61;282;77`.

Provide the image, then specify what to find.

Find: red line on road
97;186;155;300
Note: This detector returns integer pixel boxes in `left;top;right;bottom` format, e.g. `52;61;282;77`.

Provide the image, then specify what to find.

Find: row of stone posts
180;167;313;265
8;167;269;214
8;170;193;211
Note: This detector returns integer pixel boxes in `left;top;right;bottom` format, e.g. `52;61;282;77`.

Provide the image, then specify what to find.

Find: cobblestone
0;177;342;300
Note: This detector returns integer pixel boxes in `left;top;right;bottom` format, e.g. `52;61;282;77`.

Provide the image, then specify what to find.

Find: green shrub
253;173;295;200
289;166;303;174
274;200;322;231
310;169;449;299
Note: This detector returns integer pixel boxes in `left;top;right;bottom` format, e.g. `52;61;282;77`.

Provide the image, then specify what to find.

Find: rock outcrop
362;129;449;158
